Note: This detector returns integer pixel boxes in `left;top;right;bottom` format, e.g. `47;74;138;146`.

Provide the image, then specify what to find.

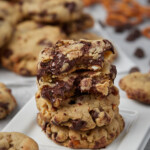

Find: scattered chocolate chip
64;2;76;13
98;20;106;28
80;41;92;53
39;10;47;17
126;28;141;42
0;17;4;21
72;119;87;130
129;67;140;73
20;68;31;76
115;24;132;33
134;48;145;58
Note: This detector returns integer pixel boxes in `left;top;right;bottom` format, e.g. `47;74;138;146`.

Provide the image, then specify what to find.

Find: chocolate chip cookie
119;72;150;104
0;83;17;119
22;0;83;23
1;21;66;76
0;1;22;25
36;86;120;131
37;112;124;149
37;62;117;107
37;39;115;79
0;132;39;150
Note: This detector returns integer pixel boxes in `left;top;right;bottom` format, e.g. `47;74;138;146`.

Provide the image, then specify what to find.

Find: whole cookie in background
67;32;118;63
0;132;39;150
36;87;120;131
119;72;150;104
0;1;22;25
1;21;66;76
0;83;17;119
37;112;124;149
22;0;83;23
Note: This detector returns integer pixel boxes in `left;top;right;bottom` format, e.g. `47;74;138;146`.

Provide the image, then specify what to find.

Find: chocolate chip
80;41;92;53
90;110;99;121
0;17;4;21
39;10;47;17
0;147;8;150
72;119;87;130
64;2;76;13
129;67;140;73
126;28;141;42
38;39;53;47
103;39;114;53
98;20;106;28
3;49;13;58
134;48;145;58
115;24;132;33
110;65;117;79
0;102;8;110
20;68;31;76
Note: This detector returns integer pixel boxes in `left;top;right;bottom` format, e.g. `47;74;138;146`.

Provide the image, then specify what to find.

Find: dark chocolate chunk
0;102;8;110
38;39;53;47
20;68;31;76
64;2;76;13
114;24;132;33
72;119;87;130
103;39;114;53
134;48;145;58
39;10;47;17
80;41;92;53
126;28;141;42
3;49;13;58
129;67;140;73
90;110;99;121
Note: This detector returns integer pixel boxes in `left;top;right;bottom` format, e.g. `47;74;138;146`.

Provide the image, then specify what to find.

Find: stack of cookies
36;39;124;149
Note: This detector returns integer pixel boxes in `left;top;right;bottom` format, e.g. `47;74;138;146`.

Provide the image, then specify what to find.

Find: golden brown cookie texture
0;132;39;150
1;21;66;76
22;0;83;23
119;72;150;104
36;87;120;131
0;83;17;119
37;113;124;149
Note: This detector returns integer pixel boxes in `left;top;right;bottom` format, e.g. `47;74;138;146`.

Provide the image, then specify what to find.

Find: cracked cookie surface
119;72;150;104
0;83;17;119
37;112;124;149
0;132;39;150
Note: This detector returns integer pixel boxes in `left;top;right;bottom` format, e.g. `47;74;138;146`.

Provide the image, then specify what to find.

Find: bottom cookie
37;112;125;149
0;132;39;150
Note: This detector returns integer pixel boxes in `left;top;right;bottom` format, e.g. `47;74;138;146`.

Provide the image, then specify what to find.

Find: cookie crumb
134;48;145;58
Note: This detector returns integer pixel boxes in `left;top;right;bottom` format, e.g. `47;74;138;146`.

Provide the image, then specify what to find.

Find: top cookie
0;132;39;150
0;83;17;119
119;72;150;104
1;21;66;76
22;0;83;23
37;39;115;79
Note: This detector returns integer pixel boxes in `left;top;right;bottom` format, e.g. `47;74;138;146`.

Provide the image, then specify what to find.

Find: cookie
36;86;120;131
0;1;22;25
37;62;117;107
0;83;17;119
22;0;83;23
68;32;118;63
37;39;115;80
61;13;94;34
37;112;124;149
1;21;66;76
119;72;150;104
0;132;39;150
0;20;13;48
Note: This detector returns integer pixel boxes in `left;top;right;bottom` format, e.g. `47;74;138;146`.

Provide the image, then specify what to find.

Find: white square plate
3;97;149;150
